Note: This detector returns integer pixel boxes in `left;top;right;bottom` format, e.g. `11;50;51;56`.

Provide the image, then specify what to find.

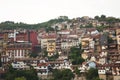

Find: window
21;52;23;56
18;52;20;56
15;50;17;56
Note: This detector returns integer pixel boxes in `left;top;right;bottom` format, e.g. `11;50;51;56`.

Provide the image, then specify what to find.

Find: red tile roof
38;63;49;66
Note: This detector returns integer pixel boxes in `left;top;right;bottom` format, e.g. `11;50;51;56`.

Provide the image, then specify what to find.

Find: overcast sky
0;0;120;24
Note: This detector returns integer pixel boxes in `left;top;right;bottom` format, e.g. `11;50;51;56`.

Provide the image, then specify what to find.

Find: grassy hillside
0;16;69;30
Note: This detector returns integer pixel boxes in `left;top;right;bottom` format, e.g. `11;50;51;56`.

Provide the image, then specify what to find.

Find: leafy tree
86;68;99;80
85;23;93;28
43;50;48;57
15;77;26;80
58;16;69;20
43;50;59;60
100;15;106;20
64;25;67;29
55;26;59;31
107;36;114;44
5;66;39;80
94;77;103;80
69;44;85;65
94;16;99;20
96;26;108;32
30;52;38;58
48;53;59;61
0;16;69;30
106;17;117;27
45;27;54;32
71;57;85;65
80;25;84;28
52;69;62;80
53;69;74;80
74;67;81;76
5;72;15;80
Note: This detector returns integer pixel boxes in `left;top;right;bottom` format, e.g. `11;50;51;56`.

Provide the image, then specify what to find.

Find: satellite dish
81;53;88;59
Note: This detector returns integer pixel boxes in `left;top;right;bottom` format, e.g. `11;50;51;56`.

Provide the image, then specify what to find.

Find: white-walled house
11;61;29;69
34;62;51;79
49;59;72;70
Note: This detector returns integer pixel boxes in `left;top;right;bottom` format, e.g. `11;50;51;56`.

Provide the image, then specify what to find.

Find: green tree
5;72;15;80
96;26;108;32
55;26;59;31
93;77;103;80
86;68;99;80
64;25;67;29
43;50;48;57
101;15;106;20
0;16;69;30
108;37;113;43
85;23;93;28
53;69;62;80
48;53;59;61
45;26;54;32
5;66;38;80
94;16;99;20
53;69;74;80
74;67;81;76
58;16;69;20
106;17;117;27
15;77;26;80
69;44;85;65
30;52;38;58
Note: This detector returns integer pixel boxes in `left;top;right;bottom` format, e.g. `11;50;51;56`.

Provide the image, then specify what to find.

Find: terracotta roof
38;63;49;66
42;34;56;39
91;34;101;38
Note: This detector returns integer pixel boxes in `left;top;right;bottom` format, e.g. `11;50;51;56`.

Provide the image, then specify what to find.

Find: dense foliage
15;77;26;80
73;67;81;76
95;15;120;22
86;68;101;80
0;16;69;30
42;50;59;60
48;53;59;61
69;44;85;65
52;69;74;80
5;65;38;80
96;25;108;32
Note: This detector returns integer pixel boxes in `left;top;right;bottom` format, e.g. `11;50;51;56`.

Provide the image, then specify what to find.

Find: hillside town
0;16;120;80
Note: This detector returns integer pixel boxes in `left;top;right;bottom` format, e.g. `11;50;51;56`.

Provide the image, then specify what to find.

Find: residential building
1;42;32;63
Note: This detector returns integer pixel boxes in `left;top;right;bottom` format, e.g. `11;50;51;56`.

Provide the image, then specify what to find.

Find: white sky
0;0;120;24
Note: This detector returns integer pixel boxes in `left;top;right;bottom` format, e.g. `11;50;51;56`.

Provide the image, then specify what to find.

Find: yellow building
116;29;120;43
116;28;120;51
47;39;56;56
81;37;91;49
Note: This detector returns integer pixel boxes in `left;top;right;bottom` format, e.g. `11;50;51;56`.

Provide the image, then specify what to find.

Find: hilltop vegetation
0;15;120;30
0;16;69;30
